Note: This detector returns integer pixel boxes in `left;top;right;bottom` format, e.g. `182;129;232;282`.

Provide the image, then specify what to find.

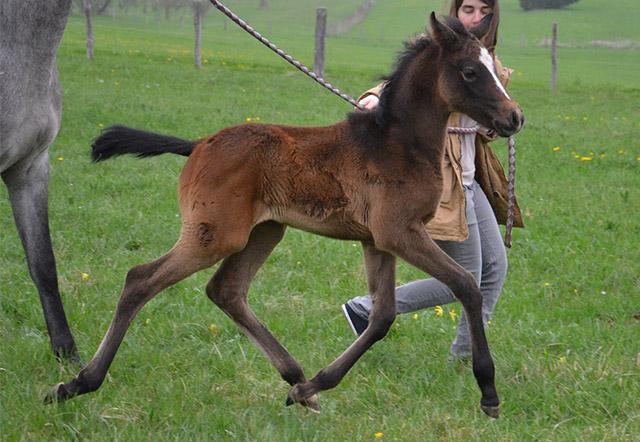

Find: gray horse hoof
481;404;500;419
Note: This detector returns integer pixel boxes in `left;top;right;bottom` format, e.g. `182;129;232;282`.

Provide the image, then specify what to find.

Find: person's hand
479;126;498;141
357;94;379;111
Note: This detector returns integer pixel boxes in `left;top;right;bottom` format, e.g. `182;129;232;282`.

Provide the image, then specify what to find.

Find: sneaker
341;303;368;336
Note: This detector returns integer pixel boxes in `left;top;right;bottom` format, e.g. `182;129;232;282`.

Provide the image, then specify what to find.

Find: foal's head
429;12;524;136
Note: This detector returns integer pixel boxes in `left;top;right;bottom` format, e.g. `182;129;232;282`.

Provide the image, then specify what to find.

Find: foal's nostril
510;110;522;129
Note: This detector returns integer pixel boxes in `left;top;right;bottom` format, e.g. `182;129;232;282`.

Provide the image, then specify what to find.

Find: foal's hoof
301;395;321;413
285;384;319;412
481;404;500;419
43;382;73;404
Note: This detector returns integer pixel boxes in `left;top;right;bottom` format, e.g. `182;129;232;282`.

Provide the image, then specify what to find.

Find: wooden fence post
550;23;558;94
83;0;94;60
193;1;203;68
314;8;327;78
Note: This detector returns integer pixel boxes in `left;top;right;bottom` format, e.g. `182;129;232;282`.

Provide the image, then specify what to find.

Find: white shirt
458;114;477;188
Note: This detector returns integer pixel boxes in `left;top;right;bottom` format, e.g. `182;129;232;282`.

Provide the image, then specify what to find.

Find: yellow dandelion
245;117;252;122
208;323;219;334
579;156;593;161
434;306;444;317
143;318;151;326
543;282;551;287
81;272;90;281
412;313;419;321
98;123;104;128
552;146;561;152
56;156;64;161
449;308;458;321
374;432;384;439
618;149;625;155
204;59;209;64
487;320;492;326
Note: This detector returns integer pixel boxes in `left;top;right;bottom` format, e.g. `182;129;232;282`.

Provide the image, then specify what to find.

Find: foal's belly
268;208;372;241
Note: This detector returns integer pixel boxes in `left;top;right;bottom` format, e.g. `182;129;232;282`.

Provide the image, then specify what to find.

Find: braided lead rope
209;0;365;110
447;125;480;134
209;0;516;246
504;135;516;248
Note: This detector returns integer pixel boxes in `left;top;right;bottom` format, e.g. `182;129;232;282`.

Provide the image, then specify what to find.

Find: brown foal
46;13;523;417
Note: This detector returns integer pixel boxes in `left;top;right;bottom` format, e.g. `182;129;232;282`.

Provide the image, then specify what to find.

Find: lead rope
210;0;516;247
209;0;364;110
504;135;516;248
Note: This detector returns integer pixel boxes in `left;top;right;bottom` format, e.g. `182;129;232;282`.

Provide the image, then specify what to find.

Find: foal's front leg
380;222;500;418
286;242;396;405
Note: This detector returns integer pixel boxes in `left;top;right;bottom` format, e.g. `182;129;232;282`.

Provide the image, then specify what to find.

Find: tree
519;0;579;11
73;0;112;15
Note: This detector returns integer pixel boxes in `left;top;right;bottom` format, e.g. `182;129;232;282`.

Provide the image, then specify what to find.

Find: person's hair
449;0;500;52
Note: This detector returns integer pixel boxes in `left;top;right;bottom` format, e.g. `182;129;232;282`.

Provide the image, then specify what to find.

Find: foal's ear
429;12;461;50
469;13;493;41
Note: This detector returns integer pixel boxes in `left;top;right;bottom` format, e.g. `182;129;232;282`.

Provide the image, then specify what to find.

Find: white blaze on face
479;47;510;100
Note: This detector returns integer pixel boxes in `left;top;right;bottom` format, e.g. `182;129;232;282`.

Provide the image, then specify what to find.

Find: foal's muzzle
493;107;525;137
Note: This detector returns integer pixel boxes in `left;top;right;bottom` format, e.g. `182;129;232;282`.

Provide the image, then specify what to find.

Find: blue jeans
347;180;508;358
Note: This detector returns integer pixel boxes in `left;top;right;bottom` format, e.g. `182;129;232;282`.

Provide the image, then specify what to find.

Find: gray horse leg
2;151;78;360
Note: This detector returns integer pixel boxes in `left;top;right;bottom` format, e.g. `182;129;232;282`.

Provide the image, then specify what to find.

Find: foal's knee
451;271;483;311
367;310;395;342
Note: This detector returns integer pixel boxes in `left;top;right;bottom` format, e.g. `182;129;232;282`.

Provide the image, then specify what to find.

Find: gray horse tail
91;125;194;162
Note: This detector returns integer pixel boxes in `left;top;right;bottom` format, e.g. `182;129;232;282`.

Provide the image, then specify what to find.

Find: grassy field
1;0;639;440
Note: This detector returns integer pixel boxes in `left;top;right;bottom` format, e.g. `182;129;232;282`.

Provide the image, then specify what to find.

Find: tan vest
358;57;523;241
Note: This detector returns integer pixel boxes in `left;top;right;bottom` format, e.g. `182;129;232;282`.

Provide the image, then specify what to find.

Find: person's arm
494;56;514;88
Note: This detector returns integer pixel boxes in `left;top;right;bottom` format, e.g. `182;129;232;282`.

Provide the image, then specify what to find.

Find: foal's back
179;120;375;241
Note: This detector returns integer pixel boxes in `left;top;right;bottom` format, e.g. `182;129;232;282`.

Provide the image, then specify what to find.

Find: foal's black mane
347;17;469;151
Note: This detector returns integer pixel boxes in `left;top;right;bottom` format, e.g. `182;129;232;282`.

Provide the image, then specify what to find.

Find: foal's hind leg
44;243;221;403
2;152;78;361
286;242;396;406
206;221;318;411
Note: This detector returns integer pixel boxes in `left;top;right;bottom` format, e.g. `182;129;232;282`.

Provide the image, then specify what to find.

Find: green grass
1;0;639;440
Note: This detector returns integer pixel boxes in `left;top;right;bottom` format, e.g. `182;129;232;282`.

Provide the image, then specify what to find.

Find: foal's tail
91;125;195;162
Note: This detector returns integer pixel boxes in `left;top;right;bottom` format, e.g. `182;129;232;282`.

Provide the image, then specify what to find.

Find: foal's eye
461;67;477;82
